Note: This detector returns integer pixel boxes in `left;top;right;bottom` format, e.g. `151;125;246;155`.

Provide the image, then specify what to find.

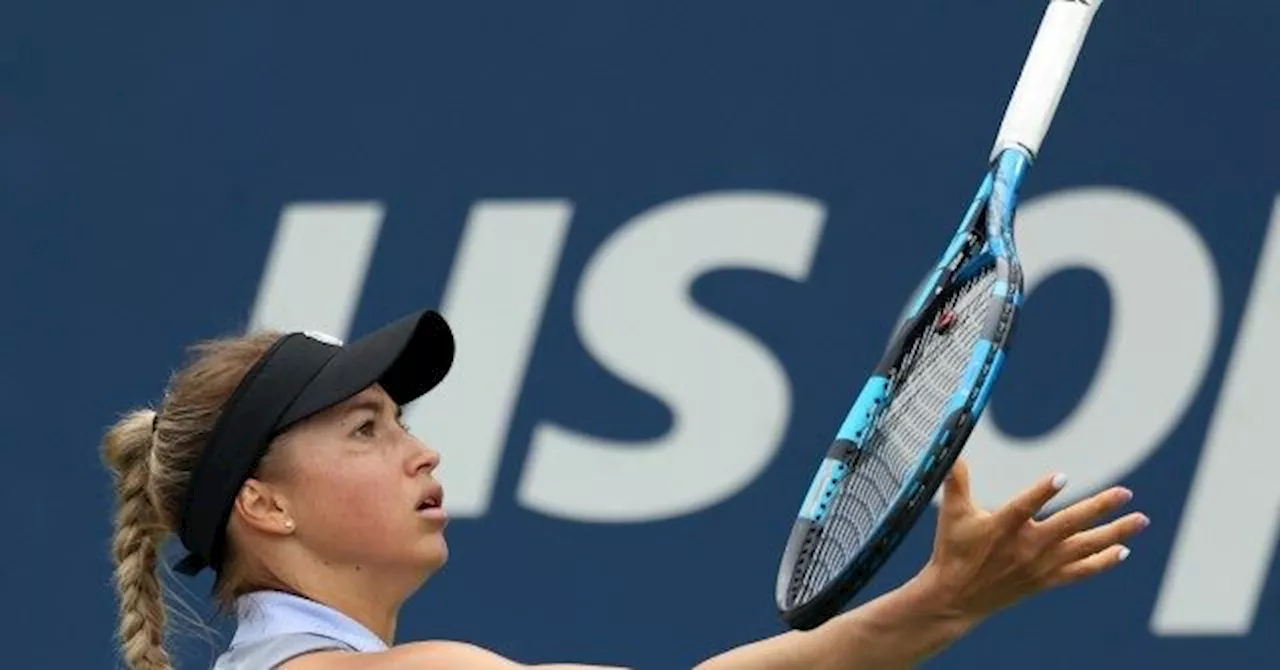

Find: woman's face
269;384;448;578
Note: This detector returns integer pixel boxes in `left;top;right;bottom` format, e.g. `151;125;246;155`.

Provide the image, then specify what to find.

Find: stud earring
284;520;295;531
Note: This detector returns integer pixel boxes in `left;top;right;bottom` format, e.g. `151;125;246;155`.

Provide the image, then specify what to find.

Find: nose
407;434;441;476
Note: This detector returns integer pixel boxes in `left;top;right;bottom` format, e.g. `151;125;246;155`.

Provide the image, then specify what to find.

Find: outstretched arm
537;569;981;670
690;572;969;670
692;460;1146;670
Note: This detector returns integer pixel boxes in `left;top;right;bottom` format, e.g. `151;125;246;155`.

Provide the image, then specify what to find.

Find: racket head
774;149;1030;631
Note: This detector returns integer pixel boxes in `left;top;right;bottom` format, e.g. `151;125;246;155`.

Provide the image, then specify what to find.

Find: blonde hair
101;332;284;670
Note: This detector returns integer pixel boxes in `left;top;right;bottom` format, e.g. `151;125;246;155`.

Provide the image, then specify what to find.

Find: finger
1049;512;1150;565
1043;545;1132;589
941;458;973;512
1037;486;1135;542
993;471;1069;530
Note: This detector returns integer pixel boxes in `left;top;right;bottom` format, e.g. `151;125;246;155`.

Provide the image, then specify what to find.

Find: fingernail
1137;514;1150;528
1118;546;1131;562
1051;473;1068;489
1117;487;1134;502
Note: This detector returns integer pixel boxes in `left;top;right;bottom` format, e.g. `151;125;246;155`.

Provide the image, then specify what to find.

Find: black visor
173;309;455;576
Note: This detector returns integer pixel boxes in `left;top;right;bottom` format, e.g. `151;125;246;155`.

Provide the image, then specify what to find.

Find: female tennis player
102;308;1148;670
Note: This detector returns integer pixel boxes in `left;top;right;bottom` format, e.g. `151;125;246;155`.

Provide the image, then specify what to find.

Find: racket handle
990;0;1103;162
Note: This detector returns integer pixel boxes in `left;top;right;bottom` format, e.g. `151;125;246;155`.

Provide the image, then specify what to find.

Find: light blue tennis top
213;590;389;669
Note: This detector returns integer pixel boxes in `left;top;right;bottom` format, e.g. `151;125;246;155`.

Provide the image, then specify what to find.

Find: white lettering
1152;196;1280;636
517;192;826;522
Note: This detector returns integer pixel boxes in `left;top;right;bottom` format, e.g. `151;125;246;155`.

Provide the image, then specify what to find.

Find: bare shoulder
279;640;630;670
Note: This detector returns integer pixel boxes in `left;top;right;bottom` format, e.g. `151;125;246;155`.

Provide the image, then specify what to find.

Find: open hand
916;458;1150;623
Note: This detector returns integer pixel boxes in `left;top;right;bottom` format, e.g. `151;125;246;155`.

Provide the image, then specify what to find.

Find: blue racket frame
775;147;1030;630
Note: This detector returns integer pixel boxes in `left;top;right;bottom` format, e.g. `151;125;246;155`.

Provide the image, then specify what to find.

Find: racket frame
775;150;1029;630
774;0;1104;631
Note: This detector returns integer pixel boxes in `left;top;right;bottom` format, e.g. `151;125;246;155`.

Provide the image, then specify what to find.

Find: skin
226;383;1149;670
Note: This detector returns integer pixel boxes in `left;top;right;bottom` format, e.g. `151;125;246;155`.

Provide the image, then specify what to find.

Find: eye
354;419;377;438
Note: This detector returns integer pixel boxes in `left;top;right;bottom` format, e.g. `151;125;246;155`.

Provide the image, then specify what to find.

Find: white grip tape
990;0;1102;161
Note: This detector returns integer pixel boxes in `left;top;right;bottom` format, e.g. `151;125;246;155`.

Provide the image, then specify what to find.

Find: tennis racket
775;0;1104;631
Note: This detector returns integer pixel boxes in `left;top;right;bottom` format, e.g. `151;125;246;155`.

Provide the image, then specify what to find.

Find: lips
415;484;445;514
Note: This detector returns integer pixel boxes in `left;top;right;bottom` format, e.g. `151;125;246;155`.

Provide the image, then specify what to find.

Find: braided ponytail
103;409;172;670
100;331;285;669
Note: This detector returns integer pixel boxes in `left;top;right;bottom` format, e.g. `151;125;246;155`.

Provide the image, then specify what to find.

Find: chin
412;533;449;573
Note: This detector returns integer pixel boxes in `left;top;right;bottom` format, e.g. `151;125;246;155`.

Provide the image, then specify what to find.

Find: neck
278;564;421;645
301;581;399;644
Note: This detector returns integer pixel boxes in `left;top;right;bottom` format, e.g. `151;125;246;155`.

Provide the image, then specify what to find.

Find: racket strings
794;332;937;597
799;438;907;592
790;267;997;604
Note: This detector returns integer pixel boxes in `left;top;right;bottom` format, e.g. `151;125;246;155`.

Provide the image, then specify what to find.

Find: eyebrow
341;397;403;421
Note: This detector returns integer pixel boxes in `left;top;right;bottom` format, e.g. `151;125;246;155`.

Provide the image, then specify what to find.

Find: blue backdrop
4;1;1277;668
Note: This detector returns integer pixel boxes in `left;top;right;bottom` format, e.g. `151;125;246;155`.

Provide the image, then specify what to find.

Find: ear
232;478;296;537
